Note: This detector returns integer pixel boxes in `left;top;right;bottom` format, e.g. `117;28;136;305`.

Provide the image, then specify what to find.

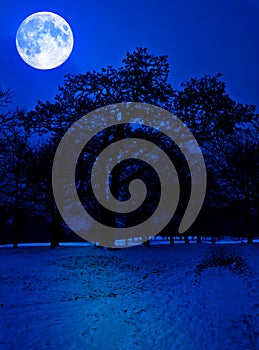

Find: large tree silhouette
26;48;175;247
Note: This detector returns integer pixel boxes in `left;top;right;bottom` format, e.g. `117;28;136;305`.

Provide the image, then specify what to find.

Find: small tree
0;87;13;108
209;123;259;243
0;108;31;247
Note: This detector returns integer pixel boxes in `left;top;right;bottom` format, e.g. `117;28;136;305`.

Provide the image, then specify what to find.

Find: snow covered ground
0;244;258;349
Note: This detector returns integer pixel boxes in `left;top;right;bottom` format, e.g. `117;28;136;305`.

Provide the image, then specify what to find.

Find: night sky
1;0;258;111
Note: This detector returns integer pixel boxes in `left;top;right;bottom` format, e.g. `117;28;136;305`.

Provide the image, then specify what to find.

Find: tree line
0;47;258;247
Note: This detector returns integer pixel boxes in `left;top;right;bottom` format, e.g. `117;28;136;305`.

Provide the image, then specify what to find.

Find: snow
1;236;258;249
0;244;258;349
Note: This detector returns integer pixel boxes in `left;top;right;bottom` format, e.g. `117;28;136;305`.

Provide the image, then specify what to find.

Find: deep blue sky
1;0;258;111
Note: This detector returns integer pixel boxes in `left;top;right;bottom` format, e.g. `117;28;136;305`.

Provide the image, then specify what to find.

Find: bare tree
0;87;14;108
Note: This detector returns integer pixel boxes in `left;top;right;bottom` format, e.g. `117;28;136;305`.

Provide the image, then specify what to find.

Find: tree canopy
1;47;258;246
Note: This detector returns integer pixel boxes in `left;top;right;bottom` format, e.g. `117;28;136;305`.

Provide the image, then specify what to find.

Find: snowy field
0;244;258;350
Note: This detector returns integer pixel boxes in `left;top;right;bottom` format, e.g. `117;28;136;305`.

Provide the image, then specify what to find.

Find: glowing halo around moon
16;11;74;70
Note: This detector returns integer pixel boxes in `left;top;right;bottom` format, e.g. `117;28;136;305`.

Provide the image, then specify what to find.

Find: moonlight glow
16;12;74;70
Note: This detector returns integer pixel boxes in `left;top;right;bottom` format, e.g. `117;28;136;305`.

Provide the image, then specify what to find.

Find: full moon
16;12;74;70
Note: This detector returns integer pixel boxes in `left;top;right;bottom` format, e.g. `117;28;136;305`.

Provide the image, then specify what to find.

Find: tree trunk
13;177;19;248
245;209;253;244
184;233;189;244
244;195;253;244
145;238;151;247
50;203;64;248
13;207;19;248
